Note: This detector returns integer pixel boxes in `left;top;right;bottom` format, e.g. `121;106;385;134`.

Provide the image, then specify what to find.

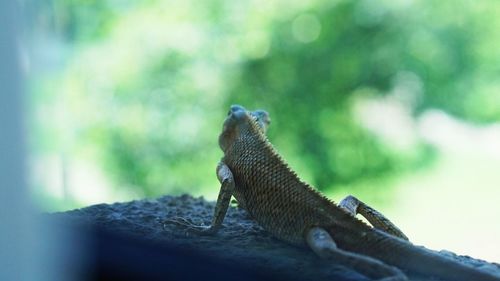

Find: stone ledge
50;194;500;281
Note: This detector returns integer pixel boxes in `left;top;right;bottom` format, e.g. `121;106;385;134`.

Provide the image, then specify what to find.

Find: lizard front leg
306;227;408;281
164;161;235;235
339;195;408;241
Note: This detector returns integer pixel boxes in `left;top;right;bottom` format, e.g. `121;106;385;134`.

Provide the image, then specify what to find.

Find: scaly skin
167;105;500;281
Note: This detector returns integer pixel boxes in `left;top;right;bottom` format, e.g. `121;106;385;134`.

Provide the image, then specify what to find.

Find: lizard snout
228;105;248;120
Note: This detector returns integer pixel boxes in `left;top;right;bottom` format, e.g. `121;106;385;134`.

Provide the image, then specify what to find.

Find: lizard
166;105;500;281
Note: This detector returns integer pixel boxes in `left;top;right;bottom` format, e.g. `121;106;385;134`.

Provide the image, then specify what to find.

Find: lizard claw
163;216;216;235
163;216;193;226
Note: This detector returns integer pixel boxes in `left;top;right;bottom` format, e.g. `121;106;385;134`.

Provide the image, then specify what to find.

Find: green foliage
30;0;500;197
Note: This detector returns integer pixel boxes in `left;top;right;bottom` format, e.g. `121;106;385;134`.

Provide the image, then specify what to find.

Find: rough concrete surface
51;195;500;281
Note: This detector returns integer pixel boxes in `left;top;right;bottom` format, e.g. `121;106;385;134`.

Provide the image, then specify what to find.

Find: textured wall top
51;195;500;281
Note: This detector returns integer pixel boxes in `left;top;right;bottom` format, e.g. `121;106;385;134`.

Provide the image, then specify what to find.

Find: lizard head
218;105;271;152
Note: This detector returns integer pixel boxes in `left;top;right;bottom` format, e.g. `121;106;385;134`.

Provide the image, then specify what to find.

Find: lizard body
168;105;500;281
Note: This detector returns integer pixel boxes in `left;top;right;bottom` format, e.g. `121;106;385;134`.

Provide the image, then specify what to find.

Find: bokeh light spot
292;13;321;43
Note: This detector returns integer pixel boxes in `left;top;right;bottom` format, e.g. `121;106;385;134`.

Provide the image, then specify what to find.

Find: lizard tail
365;231;500;281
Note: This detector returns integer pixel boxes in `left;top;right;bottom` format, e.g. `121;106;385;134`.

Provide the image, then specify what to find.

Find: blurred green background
27;0;500;261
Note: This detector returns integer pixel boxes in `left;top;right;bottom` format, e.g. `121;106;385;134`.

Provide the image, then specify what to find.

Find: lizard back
221;112;371;246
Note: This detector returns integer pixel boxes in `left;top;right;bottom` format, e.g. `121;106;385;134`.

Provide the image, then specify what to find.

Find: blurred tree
229;0;500;188
29;0;500;198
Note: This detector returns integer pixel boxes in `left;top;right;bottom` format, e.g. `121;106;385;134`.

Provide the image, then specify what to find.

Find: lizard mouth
219;105;249;151
223;104;256;131
225;104;270;134
227;104;248;120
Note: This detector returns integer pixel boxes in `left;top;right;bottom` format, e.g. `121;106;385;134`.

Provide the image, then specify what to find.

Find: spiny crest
242;109;370;226
246;111;340;208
